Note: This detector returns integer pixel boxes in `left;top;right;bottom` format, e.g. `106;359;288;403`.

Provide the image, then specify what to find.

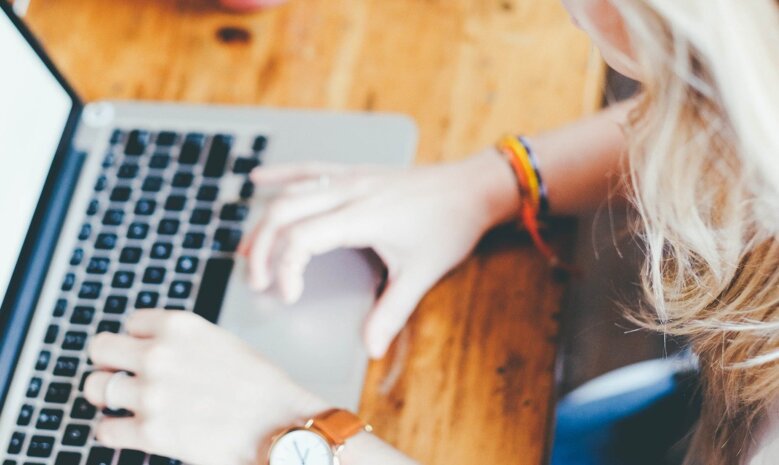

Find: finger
84;371;143;412
124;309;169;338
272;209;373;304
94;417;148;452
243;190;355;290
88;333;151;373
249;162;350;186
363;272;434;359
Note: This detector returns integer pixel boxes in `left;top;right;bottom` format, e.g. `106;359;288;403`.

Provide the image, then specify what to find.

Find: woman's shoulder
745;402;779;465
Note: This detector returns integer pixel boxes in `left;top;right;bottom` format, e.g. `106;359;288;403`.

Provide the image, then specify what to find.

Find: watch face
269;429;335;465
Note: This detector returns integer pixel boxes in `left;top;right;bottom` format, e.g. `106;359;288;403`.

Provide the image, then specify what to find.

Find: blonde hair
588;1;779;463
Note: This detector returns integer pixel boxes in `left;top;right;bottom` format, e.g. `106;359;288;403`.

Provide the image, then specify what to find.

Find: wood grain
25;1;603;463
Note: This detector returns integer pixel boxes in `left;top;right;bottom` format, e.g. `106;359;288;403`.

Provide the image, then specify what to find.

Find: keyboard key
44;324;59;344
55;451;82;465
62;424;90;447
103;153;116;168
164;195;186;211
70;306;95;325
86;257;110;274
164;305;186;311
168;281;192;299
193;258;234;324
105;296;128;314
134;199;156;216
78;281;102;299
79;372;92;392
36;408;64;430
233;157;260;174
78;224;92;241
112;271;135;289
17;405;34;426
86;446;115;465
252;135;268;152
125;130;150;156
182;232;205;249
110;187;131;202
54;298;67;317
97;320;121;334
117;164;139;179
95;233;118;250
27;435;55;458
94;175;108;192
179;135;204;165
104;209;125;227
71;398;97;420
86;200;99;216
110;129;124;145
45;382;72;404
240;180;254;199
117;449;145;465
26;377;43;398
54;356;80;377
151;242;173;259
7;432;24;454
149;457;181;465
171;172;193;188
136;292;159;309
61;273;76;291
120;247;142;264
196;185;219;202
156;131;179;146
143;267;166;284
62;331;88;351
220;203;248;222
175;256;198;274
213;227;242;252
69;248;84;266
190;208;212;225
157;219;180;236
34;350;51;371
142;176;163;193
149;154;170;170
203;134;233;177
127;222;149;239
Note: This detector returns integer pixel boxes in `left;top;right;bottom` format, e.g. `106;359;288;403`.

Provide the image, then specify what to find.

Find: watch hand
293;440;306;465
303;447;310;462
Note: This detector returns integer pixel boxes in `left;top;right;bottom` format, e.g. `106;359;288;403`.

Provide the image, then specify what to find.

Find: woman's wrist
462;148;523;230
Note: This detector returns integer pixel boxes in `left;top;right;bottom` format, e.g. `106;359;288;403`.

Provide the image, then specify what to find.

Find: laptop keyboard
4;128;268;465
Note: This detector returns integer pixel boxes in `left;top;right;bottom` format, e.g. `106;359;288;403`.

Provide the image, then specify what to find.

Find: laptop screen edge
0;1;85;414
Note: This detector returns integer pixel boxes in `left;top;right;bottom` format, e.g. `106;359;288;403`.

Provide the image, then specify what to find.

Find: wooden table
25;1;604;463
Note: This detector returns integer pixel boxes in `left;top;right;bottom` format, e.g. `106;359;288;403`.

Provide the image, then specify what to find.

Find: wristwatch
267;409;372;465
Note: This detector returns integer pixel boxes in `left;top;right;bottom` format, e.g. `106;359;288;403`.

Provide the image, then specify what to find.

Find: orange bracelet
497;136;576;274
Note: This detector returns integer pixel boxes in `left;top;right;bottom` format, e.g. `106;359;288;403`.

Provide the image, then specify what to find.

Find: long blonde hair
593;1;779;463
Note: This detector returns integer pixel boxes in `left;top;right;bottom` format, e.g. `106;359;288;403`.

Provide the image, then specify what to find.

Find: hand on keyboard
83;310;328;465
239;151;521;359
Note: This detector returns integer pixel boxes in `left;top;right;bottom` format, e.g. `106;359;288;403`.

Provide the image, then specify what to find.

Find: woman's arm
477;99;633;225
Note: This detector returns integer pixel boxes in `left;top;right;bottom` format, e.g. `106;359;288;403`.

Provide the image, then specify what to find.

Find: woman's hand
240;150;519;358
84;310;328;465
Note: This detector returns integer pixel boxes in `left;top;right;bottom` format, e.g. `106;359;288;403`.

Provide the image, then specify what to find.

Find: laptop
0;3;417;464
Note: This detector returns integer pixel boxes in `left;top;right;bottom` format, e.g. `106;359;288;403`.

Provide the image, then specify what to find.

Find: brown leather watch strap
310;409;371;446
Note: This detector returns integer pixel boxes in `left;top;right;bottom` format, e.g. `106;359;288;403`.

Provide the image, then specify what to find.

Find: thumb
364;271;433;359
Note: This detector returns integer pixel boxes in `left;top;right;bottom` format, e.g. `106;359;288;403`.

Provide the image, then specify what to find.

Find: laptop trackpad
217;249;380;410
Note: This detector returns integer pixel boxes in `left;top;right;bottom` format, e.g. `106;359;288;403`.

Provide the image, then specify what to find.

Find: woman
84;0;779;464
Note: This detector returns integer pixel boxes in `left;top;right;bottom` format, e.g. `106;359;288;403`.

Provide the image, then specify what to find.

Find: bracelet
497;135;575;274
518;136;550;217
